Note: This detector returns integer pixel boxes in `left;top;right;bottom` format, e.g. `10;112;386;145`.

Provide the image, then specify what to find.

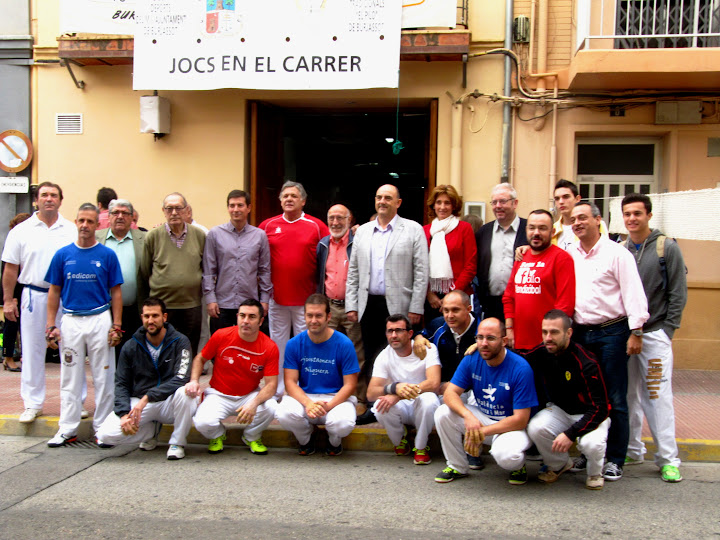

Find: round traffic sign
0;130;33;173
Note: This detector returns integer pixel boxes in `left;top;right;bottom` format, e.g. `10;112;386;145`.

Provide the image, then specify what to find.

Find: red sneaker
413;446;432;465
395;426;411;456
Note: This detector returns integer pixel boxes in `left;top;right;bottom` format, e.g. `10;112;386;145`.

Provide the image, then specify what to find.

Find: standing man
185;299;279;456
622;193;687;483
551;179;608;250
142;192;206;357
2;182;77;423
258;181;329;396
316;204;365;400
434;318;537;484
96;198;146;359
276;294;360;456
45;203;123;447
367;315;441;465
95;297;198;460
346;184;429;416
204;190;272;334
502;210;575;351
525;310;610;490
569;202;648;482
475;183;528;321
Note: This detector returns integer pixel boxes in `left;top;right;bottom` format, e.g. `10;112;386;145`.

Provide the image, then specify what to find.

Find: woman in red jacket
423;185;477;324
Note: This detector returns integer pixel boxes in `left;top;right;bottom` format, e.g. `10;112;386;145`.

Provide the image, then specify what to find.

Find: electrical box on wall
513;16;530;43
655;101;702;125
140;96;171;134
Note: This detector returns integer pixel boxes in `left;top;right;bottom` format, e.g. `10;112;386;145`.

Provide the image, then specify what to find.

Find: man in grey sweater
621;193;687;483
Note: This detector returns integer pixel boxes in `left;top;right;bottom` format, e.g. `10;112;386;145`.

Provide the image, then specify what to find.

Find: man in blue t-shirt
276;293;360;456
434;317;537;485
45;203;124;448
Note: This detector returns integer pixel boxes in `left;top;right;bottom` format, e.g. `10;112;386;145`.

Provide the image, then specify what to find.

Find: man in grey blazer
96;198;147;358
346;185;429;420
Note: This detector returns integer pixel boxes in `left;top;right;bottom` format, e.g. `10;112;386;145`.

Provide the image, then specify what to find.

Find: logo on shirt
275;226;282;234
514;264;541;295
482;384;497;402
565;370;572;381
67;271;97;281
250;363;264;373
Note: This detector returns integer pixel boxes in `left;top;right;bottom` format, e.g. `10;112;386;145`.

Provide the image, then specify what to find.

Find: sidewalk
1;363;718;461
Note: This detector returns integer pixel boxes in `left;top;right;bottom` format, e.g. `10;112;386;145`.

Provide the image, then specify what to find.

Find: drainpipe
500;0;514;183
450;100;463;191
30;0;39;191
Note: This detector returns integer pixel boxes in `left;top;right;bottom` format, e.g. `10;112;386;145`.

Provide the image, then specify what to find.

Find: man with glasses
474;183;527;321
434;318;537;485
366;315;441;465
97;199;147;358
142;192;206;356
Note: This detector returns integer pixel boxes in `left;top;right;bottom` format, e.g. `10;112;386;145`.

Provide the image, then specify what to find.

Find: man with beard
503;210;575;351
95;297;198;460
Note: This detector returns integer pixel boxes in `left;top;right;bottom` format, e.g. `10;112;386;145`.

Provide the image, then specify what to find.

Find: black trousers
166;306;202;357
115;304;142;361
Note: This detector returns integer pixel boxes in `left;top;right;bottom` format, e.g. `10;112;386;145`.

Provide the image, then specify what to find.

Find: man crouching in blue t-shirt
45;203;124;448
434;317;537;485
276;293;360;456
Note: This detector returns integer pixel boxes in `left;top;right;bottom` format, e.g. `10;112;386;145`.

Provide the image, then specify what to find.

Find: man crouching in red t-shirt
185;299;279;455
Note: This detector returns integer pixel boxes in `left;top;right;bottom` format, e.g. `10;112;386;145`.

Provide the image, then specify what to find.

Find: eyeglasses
110;211;132;217
490;198;515;206
163;206;186;213
475;334;500;343
385;328;410;335
328;216;349;222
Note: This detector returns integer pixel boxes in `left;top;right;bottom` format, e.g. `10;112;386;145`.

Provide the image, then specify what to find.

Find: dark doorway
250;101;437;226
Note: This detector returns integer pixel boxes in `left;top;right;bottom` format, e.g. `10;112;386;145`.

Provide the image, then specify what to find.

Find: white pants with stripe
627;329;680;467
276;394;357;447
56;311;115;436
528;405;611;477
435;403;532;473
96;387;199;446
372;392;440;449
193;388;278;442
268;299;306;398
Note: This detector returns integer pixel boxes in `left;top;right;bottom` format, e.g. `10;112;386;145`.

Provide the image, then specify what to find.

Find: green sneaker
242;435;268;455
208;433;226;454
624;456;644;466
661;465;683;483
508;465;528;485
434;466;469;483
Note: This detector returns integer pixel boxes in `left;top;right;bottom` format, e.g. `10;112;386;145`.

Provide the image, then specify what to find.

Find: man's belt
576;315;628;331
329;298;345;307
25;284;49;293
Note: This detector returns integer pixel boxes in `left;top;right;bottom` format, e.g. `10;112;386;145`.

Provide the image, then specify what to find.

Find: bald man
317;204;366;402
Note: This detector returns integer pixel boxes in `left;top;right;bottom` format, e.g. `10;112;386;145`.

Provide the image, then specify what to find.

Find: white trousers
57;311;115;436
193;389;278;442
19;288;86;409
269;299;306;397
276;394;357;447
372;392;440;449
527;405;611;477
96;387;199;446
434;403;531;473
627;329;680;467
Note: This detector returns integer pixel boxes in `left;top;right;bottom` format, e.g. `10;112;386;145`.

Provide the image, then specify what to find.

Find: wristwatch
631;329;644;337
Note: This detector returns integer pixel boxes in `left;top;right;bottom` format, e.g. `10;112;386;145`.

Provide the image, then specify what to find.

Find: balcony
569;0;720;90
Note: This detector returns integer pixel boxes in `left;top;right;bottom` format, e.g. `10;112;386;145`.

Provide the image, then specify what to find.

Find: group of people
1;177;686;489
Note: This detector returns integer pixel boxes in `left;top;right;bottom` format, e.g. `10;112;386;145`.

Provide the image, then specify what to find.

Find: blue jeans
573;320;630;468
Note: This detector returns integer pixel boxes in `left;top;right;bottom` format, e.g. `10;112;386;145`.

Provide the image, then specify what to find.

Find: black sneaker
325;442;343;456
508;465;528;485
96;438;114;449
435;466;469;483
570;455;587;472
467;454;485;470
298;439;316;456
356;408;377;425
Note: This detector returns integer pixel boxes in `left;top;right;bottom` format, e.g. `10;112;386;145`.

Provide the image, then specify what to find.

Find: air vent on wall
55;114;83;135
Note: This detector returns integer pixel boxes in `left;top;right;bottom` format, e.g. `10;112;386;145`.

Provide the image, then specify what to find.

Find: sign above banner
130;0;402;91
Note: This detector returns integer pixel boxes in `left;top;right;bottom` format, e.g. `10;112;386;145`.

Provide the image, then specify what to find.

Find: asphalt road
0;436;718;539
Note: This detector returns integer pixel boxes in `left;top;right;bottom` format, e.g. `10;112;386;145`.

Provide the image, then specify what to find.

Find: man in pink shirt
568;202;648;482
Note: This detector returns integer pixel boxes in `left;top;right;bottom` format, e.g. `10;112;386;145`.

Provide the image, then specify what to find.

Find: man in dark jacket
95;297;199;460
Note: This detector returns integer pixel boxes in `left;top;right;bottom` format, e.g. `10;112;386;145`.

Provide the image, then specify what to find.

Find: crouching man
367;315;441;465
185;299;279;455
95;297;199;460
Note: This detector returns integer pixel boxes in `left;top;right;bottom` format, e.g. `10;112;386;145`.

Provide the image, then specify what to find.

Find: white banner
60;0;137;35
129;0;401;91
401;0;456;29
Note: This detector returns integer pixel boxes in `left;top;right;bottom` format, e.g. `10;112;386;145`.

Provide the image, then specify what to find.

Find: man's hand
374;394;400;414
3;299;18;322
119;414;138;436
551;432;573;453
413;335;431;360
236;401;258;424
464;343;477;356
261;302;269;318
305;401;328;419
207;302;220;318
627;334;643;355
108;325;123;347
184;380;202;398
408;312;422;326
506;328;515;349
127;397;148;427
463;415;485;457
346;311;358;323
46;327;61;349
396;382;421;400
515;245;530;262
427;291;442;310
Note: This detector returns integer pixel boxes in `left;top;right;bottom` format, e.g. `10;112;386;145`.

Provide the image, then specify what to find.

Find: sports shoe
81;409;89;419
394;426;411;456
585;474;605;490
508;465;528;485
96;438;114;449
19;408;42;423
298;439;316;456
166;444;185;460
325;442;343;456
569;454;587;472
538;458;574;484
208;433;226;454
139;422;161;451
661;465;683;483
624;456;644;466
413;446;431;465
47;433;77;447
467;454;485;470
356;408;377;425
242;435;268;455
434;466;469;483
602;462;623;481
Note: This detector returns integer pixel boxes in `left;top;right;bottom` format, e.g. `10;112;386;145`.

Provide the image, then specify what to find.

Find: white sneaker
166;445;185;460
602;462;623;481
48;433;78;447
81;409;89;419
19;408;43;423
139;437;158;451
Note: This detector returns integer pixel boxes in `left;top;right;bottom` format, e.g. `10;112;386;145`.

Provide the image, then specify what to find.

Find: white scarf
429;215;459;293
